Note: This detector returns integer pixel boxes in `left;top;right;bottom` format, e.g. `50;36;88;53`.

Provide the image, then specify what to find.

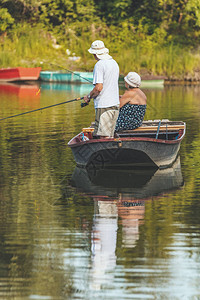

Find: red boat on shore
0;67;41;82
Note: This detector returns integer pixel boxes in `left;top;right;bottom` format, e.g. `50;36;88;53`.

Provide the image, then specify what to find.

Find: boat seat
82;128;94;133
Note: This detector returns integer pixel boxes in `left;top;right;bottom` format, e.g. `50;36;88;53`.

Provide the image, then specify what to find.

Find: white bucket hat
88;40;112;60
124;72;141;88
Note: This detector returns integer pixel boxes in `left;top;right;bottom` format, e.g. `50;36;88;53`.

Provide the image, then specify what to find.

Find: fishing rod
41;61;92;107
43;61;93;84
0;97;84;122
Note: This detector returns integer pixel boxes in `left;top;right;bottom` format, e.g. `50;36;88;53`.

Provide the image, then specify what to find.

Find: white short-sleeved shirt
93;59;119;108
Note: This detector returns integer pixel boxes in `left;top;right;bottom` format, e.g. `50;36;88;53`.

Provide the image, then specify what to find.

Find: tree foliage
0;8;14;32
0;0;199;70
0;0;199;44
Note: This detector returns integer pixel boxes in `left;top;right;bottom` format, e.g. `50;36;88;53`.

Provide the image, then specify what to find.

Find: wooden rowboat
68;120;186;169
0;67;41;82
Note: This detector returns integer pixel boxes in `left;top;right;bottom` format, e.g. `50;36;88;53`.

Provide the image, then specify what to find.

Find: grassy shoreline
1;25;200;83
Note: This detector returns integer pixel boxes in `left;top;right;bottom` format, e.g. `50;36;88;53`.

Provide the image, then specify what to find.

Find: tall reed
0;24;64;68
117;44;200;77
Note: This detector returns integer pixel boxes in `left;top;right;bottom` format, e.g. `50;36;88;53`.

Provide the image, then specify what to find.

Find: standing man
84;40;119;139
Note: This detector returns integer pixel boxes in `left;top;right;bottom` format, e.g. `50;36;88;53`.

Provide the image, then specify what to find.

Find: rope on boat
0;97;84;121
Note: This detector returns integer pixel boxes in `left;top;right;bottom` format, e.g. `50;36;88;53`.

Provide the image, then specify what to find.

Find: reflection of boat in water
0;82;40;99
71;157;184;285
71;157;183;198
40;82;93;94
70;156;184;288
68;120;186;169
0;82;41;109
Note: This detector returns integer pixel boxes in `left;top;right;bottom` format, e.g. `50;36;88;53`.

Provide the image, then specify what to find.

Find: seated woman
115;72;147;132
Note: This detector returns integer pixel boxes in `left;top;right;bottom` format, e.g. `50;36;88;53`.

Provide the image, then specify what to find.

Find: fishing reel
81;102;89;108
81;99;90;108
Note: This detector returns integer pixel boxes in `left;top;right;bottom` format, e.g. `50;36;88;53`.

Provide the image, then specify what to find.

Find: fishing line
0;97;84;121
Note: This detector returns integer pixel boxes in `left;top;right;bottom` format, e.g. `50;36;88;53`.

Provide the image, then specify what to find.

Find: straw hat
88;40;112;60
124;72;141;88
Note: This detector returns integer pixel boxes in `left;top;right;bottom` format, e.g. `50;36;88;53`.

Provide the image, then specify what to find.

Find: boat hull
39;71;93;83
69;137;181;169
140;79;164;88
0;67;41;82
39;71;72;82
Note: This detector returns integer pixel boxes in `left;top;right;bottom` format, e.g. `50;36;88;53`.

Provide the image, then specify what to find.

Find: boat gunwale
68;127;186;148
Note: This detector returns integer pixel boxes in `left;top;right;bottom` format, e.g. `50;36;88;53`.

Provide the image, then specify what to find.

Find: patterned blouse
115;103;146;132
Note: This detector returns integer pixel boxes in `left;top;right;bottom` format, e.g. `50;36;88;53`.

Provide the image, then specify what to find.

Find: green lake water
0;82;200;299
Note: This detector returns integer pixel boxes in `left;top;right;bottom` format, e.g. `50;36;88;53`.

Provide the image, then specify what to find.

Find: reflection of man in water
90;199;118;290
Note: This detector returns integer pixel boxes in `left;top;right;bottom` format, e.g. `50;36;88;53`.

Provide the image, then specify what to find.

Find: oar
0;97;84;121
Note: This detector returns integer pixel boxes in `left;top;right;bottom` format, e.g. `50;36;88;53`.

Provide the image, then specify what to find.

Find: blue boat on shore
39;71;93;83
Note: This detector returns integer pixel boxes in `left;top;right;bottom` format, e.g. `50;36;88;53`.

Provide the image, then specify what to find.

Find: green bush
0;8;14;32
